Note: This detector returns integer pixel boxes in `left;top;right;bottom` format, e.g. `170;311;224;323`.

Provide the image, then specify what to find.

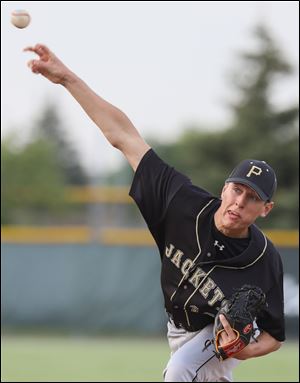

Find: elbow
267;333;282;353
109;136;120;149
275;341;283;352
105;131;124;151
110;135;125;152
105;113;131;151
269;338;282;354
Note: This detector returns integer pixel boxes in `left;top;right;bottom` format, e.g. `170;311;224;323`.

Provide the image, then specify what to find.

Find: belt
167;312;208;332
167;312;183;328
167;312;198;332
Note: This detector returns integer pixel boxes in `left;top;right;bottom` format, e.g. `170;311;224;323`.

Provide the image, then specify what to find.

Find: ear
260;201;274;218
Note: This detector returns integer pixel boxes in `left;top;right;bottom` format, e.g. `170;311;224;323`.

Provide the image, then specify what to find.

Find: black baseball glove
212;285;266;361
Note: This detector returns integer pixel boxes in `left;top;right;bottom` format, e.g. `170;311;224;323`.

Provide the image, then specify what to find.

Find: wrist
61;70;77;87
233;340;262;360
233;345;253;360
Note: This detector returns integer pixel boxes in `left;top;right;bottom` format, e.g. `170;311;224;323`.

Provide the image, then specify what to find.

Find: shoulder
134;148;182;173
266;236;283;268
255;226;283;272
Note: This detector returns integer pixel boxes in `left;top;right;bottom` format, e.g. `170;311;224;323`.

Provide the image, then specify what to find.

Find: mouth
227;210;241;220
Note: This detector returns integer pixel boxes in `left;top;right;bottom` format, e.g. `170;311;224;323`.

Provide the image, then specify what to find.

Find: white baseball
11;10;31;29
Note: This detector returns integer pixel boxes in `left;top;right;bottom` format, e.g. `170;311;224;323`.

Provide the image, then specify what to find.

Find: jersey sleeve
129;149;191;228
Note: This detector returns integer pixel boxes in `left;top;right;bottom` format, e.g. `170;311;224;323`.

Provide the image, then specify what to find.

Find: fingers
27;59;43;74
24;43;67;84
23;43;49;54
24;44;52;75
219;314;229;329
27;59;47;74
27;59;39;73
23;44;51;61
219;314;236;338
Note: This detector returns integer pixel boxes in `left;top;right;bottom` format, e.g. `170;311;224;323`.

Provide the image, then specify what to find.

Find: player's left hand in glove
204;285;266;361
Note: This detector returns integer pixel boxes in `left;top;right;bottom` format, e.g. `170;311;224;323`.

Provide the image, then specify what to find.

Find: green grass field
1;335;299;382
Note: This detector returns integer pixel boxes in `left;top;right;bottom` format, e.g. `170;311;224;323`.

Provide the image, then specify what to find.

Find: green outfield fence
1;227;298;337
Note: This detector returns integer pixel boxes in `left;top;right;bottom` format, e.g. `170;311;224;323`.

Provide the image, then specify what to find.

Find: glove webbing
229;285;266;323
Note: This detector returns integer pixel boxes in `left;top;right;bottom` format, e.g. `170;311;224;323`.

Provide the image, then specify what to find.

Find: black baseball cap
225;159;277;201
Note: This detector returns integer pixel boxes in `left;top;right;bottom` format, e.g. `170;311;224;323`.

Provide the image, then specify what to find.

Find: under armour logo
214;240;225;251
190;305;199;313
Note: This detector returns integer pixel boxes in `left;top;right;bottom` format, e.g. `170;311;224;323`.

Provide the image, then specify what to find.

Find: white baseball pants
163;319;241;382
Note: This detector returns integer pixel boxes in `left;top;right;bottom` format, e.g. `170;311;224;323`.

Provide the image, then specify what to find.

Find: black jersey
129;149;285;342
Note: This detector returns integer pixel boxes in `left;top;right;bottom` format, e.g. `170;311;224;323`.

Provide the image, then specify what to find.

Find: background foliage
1;24;298;228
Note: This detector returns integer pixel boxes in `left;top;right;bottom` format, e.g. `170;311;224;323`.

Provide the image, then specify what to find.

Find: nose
235;194;246;208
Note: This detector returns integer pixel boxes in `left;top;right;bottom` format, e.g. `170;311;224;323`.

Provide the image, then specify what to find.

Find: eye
233;186;241;194
249;195;259;202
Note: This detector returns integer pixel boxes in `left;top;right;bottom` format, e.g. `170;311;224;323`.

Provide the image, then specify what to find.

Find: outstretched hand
24;44;70;85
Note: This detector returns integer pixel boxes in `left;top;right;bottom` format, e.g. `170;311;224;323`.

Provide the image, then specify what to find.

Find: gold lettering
165;244;175;258
246;165;262;177
171;250;184;268
188;267;206;288
199;278;216;298
181;259;193;276
208;287;225;306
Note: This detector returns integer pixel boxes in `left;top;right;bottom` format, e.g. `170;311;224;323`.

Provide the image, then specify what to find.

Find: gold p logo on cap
246;166;262;177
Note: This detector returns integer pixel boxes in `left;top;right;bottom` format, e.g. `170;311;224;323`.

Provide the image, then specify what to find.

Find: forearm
62;71;141;151
234;331;282;360
25;43;150;170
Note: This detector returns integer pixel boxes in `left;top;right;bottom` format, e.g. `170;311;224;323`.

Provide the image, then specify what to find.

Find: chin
223;218;239;227
223;219;242;231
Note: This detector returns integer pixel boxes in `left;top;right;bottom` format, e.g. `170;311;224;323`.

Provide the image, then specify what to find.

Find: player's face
216;183;274;237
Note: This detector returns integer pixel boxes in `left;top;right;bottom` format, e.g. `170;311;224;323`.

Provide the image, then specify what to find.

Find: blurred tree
110;24;298;229
155;24;299;228
34;103;88;185
1;133;66;224
226;25;298;162
1;104;89;224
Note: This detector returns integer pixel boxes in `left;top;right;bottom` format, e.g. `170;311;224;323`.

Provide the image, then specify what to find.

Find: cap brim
225;177;269;201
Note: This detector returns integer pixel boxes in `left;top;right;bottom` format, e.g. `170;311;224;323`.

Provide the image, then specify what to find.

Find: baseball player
24;44;285;382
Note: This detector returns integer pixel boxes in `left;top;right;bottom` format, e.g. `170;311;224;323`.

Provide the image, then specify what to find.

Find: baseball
11;9;31;29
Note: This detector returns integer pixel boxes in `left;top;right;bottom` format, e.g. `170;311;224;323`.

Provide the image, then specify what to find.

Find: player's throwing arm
24;44;150;171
